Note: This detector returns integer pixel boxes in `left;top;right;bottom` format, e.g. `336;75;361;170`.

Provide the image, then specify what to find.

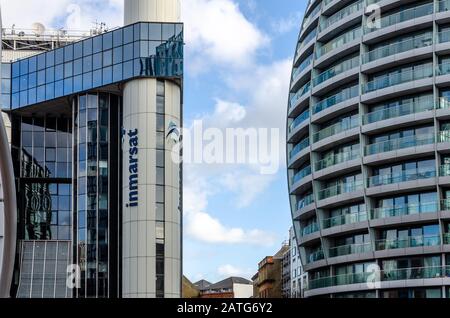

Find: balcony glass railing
322;212;367;229
303;3;322;28
365;134;435;156
290;137;310;159
375;235;441;250
439;130;450;143
313;116;359;143
329;242;371;258
437;62;450;76
438;97;450;109
316;28;361;58
441;198;450;211
364;3;433;34
315;149;360;171
362;34;432;64
308;250;324;263
444;233;450;245
371;202;438;220
302;223;320;236
313;85;359;114
367;169;436;187
292;165;312;184
438;29;450;44
363;98;434;124
313;56;359;87
319;180;364;200
320;1;363;32
289;110;310;133
292;55;313;81
296;28;317;59
308;266;450;290
440;164;450;177
297;193;315;210
438;0;450;12
363;64;433;93
290;82;311;108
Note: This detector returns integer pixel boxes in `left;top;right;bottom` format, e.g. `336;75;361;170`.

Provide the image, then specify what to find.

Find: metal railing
290;137;310;159
371;202;439;219
322;212;367;229
318;180;364;200
375;235;441;250
363;98;434;124
329;242;371;258
313;55;360;87
365;134;435;156
313;116;359;143
364;3;433;34
292;165;312;185
308;265;450;290
367;169;436;187
363;64;433;93
313;85;359;114
315;149;360;171
362;34;432;64
289;110;310;133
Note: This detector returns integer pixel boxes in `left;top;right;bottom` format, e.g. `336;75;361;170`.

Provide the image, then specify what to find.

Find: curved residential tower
288;0;450;298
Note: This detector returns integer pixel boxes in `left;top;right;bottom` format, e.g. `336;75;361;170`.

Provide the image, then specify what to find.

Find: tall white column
122;0;182;298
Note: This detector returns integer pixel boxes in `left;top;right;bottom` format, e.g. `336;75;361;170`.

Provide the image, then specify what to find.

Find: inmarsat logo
167;121;181;143
127;129;139;207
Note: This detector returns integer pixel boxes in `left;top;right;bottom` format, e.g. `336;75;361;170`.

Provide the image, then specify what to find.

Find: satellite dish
31;22;46;36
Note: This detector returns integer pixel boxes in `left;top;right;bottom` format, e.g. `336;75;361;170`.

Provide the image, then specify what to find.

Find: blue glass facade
7;22;183;110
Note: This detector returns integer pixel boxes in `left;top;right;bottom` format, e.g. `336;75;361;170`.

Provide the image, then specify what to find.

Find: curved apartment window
374;192;438;219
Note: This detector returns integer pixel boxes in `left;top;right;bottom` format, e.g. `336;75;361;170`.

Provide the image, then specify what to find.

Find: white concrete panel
233;284;253;298
124;0;181;24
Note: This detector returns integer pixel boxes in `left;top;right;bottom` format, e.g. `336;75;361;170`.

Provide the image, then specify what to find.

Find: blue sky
1;0;307;282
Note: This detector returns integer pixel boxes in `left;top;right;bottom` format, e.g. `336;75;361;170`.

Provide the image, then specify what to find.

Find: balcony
318;180;364;201
313;116;359;143
371;202;439;220
308;250;325;264
367;169;436;188
290;82;311;108
313;56;359;87
315;149;360;172
363;98;434;125
316;28;361;59
295;29;317;61
289;109;310;133
439;130;450;143
308;265;450;290
437;62;450;76
313;85;359;114
364;3;433;34
292;165;312;185
438;0;450;12
363;64;433;94
375;235;441;251
302;222;320;236
322;212;368;229
290;137;310;159
444;233;450;245
365;134;435;156
292;55;313;82
319;1;363;32
297;193;315;210
329;242;371;258
362;34;432;64
302;3;321;29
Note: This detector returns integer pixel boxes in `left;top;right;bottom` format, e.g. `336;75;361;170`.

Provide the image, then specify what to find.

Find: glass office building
288;0;450;298
0;0;183;298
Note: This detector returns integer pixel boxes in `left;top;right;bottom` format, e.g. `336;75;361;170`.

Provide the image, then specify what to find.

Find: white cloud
181;0;269;73
0;0;123;32
271;11;303;35
217;264;253;279
183;173;276;247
